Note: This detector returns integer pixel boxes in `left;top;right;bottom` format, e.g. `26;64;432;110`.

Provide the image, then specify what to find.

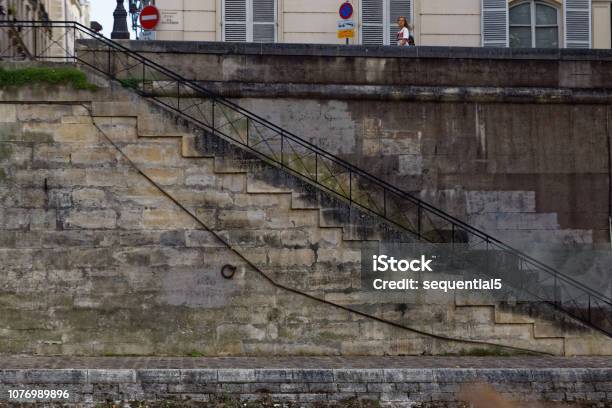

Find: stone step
91;71;610;355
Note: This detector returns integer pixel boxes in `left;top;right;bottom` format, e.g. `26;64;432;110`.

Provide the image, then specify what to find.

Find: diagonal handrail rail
2;20;611;336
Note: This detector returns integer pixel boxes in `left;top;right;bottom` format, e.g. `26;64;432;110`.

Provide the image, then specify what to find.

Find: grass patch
0;67;97;90
119;76;142;90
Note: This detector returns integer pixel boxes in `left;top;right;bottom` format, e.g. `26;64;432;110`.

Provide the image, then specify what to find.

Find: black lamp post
111;0;130;39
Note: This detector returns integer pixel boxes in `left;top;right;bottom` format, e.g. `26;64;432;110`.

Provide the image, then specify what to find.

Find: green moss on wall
0;67;97;90
0;143;12;160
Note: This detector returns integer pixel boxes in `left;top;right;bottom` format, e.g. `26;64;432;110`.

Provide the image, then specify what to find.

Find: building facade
150;0;611;48
0;0;89;58
0;0;50;58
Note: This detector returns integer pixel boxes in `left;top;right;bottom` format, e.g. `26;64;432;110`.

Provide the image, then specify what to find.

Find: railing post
107;45;112;77
383;189;386;217
280;132;284;166
588;295;592;322
142;61;145;95
417;204;422;239
177;81;180;111
349;171;352;202
246;117;250;147
33;25;37;59
315;152;318;181
211;99;215;135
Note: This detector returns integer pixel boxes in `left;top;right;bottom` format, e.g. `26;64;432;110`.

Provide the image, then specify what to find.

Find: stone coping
79;39;612;61
0;356;610;369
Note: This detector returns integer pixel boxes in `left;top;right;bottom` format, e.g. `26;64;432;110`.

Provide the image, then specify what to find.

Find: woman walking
396;16;414;46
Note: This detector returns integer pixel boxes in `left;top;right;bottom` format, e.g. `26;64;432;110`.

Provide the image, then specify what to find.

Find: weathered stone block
383;369;435;383
0;123;23;142
0;208;30;230
143;167;184;186
217;209;266;229
398;154;423;176
293;370;334;383
71;147;117;166
137;370;183;384
254;369;293;383
334;369;384;383
30;209;57;230
64;210;117;229
138;115;184;137
33;144;72;166
92;102;139;117
0;104;17;123
61;115;93;124
279;383;307;393
85;169;128;187
143;209;199;229
88;369;136;384
22;369;87;384
217;369;256;383
122;143;180;166
18;104;73;122
381;133;421;156
47;169;87;187
266;248;316;266
179;370;218;383
94;117;138;142
54;124;99;143
72;188;106;208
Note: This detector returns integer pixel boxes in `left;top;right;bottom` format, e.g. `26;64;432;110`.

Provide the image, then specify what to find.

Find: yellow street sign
337;29;354;39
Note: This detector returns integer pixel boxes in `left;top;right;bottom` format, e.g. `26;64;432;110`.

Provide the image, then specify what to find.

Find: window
509;1;559;48
361;0;412;45
222;0;276;42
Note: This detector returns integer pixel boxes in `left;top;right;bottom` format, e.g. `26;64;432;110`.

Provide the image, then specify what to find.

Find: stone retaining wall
0;367;610;406
77;42;612;253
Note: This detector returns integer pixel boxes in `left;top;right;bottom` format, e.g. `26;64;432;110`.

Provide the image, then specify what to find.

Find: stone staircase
82;75;611;356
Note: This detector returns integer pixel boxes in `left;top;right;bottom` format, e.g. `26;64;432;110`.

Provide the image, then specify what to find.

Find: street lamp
111;0;130;39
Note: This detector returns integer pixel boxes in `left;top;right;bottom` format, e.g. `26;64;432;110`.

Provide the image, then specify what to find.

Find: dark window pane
535;26;558;47
510;26;532;47
536;3;557;25
510;3;531;25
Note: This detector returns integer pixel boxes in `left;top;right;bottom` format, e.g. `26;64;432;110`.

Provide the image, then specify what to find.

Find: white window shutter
253;0;276;42
223;0;247;42
362;0;385;45
481;0;508;47
564;0;591;48
388;0;412;45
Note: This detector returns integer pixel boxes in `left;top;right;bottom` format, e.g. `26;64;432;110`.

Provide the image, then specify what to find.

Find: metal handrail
3;20;610;335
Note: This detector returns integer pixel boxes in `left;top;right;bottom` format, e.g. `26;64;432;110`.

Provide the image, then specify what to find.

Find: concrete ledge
181;81;612;104
0;358;610;406
86;39;612;61
0;366;610;406
77;40;612;89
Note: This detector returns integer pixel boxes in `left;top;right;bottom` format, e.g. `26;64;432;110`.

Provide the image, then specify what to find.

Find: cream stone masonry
150;0;610;47
0;63;609;356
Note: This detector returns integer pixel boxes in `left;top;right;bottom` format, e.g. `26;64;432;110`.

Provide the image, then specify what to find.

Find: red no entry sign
139;5;160;30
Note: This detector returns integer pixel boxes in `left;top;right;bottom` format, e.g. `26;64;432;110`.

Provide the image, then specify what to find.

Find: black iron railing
2;21;610;337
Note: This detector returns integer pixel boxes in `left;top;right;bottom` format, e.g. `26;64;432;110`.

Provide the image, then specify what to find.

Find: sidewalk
0;355;610;369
